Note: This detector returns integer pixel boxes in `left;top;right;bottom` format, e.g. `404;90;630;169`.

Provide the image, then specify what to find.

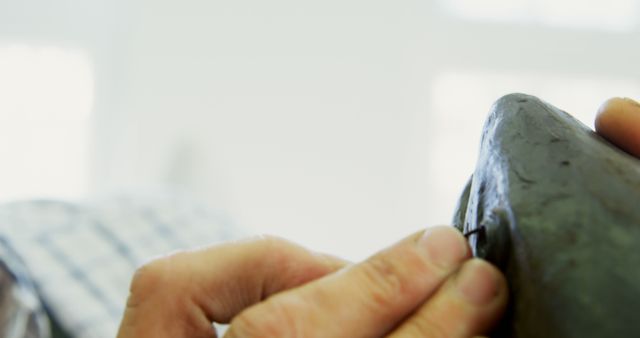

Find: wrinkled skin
453;93;640;337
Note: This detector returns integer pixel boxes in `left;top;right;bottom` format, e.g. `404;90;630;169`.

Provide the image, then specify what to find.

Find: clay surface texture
453;93;640;337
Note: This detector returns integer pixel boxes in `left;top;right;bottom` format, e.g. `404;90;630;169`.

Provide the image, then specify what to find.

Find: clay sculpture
453;93;640;337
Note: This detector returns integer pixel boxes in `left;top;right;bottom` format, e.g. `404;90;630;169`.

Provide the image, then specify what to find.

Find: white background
1;0;639;260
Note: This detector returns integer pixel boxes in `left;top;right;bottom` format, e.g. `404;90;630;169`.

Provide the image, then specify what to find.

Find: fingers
224;226;471;338
117;235;348;338
595;97;640;158
389;259;508;338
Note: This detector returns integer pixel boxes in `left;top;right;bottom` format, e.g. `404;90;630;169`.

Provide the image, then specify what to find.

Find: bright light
441;0;639;31
0;45;94;202
442;0;528;23
536;0;638;31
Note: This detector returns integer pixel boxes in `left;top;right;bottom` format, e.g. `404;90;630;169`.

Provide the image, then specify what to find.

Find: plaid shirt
0;193;241;338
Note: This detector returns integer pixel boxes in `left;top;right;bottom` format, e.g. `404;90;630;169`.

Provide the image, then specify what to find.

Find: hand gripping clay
453;93;640;337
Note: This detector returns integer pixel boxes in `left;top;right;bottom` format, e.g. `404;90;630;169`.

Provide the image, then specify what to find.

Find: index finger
117;235;348;338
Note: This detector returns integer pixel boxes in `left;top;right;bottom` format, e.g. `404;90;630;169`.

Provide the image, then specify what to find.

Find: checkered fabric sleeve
0;194;242;338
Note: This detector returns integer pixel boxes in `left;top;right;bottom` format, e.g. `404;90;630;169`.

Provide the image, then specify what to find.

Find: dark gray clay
453;93;640;337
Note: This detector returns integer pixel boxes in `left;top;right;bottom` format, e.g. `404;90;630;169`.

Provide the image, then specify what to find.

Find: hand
117;227;507;338
116;97;640;338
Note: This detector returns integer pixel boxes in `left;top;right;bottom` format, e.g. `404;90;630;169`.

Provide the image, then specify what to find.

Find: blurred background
1;0;639;260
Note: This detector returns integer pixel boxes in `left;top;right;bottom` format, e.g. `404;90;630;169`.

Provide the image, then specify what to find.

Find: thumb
224;227;471;338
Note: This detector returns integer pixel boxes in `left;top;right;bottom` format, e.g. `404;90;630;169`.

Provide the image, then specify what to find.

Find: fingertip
595;97;640;158
418;226;471;270
386;258;507;337
455;259;507;307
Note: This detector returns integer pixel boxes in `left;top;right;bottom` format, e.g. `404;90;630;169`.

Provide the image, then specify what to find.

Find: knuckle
252;234;301;266
252;234;290;248
128;254;181;305
130;260;166;296
251;234;292;257
127;253;215;336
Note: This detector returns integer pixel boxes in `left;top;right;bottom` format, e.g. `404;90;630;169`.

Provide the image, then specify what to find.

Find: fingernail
418;227;468;269
456;260;500;305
